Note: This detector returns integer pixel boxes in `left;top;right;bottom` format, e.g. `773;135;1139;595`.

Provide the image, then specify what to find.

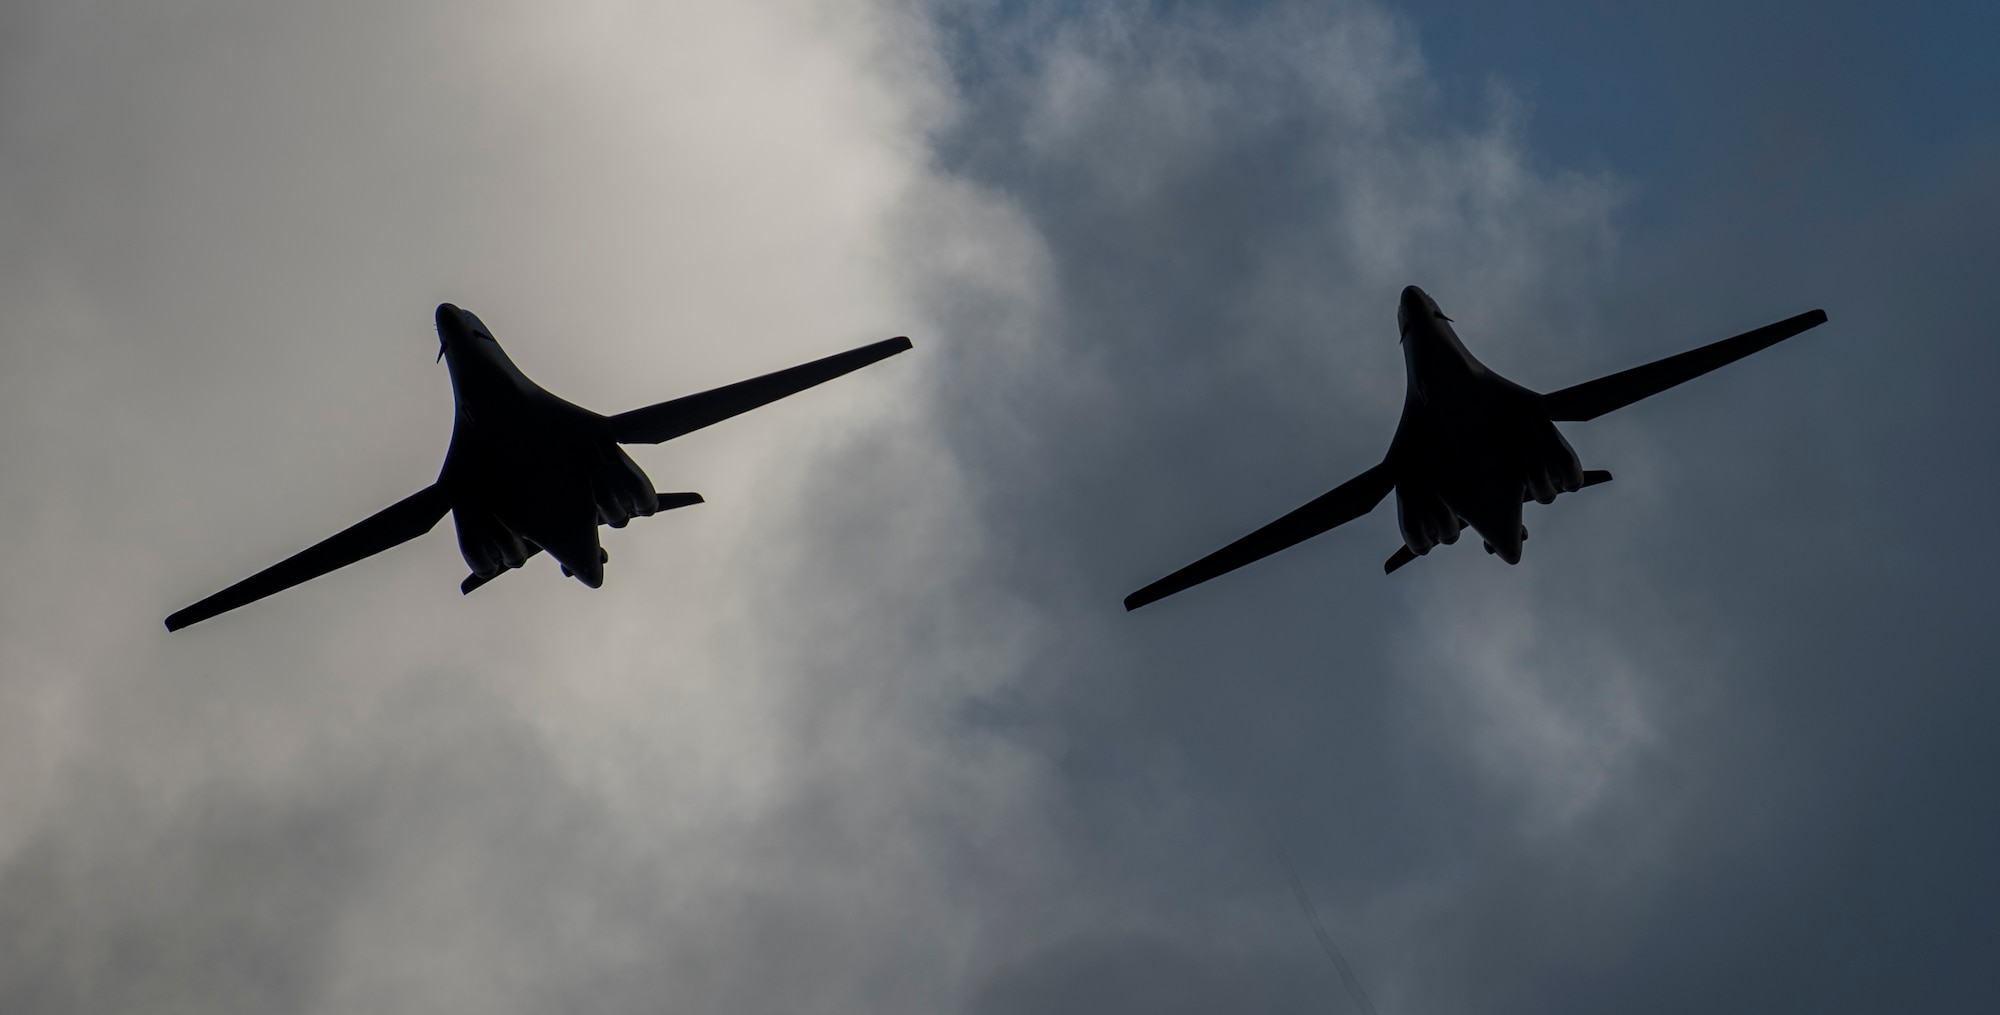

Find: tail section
1476;498;1526;565
458;492;702;595
1382;471;1613;574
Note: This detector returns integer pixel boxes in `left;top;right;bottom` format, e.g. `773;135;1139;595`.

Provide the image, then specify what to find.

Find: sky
0;0;1995;1012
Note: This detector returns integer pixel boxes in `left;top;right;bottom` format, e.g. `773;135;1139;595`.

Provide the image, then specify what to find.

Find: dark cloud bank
860;1;1999;1011
1;0;1995;1013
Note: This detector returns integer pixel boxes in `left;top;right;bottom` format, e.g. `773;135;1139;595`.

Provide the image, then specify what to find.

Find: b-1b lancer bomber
1124;286;1827;611
166;305;912;631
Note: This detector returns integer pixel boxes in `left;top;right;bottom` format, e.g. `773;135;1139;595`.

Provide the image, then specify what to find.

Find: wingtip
1122;592;1148;612
164;616;185;633
889;335;913;352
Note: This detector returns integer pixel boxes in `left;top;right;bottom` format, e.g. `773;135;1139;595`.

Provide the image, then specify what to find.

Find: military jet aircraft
1124;286;1826;611
166;304;912;631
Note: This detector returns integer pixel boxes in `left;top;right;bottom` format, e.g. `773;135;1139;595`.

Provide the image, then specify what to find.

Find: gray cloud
1;0;1995;1012
0;1;1027;1011
820;0;1999;1011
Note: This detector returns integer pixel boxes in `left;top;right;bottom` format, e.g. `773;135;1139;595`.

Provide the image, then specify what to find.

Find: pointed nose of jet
434;303;471;362
1399;285;1429;337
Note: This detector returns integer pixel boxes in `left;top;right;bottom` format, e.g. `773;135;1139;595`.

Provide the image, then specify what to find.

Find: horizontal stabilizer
608;337;913;444
1125;462;1394;611
1543;309;1827;422
655;491;704;511
1582;469;1612;488
1383;545;1417;574
167;484;451;631
463;545;549;595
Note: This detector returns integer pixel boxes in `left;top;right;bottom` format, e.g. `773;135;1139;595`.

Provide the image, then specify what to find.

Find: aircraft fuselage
434;303;661;588
1386;286;1584;563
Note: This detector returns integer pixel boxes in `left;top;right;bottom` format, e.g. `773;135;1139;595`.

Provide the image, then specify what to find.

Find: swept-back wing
607;336;913;444
1542;309;1827;422
166;484;452;631
1125;462;1394;611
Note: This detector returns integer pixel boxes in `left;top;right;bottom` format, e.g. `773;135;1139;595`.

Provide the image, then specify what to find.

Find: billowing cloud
0;1;1029;1010
1;0;1995;1012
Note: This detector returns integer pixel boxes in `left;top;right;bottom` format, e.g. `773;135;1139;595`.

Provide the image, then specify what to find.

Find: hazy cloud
0;0;1994;1012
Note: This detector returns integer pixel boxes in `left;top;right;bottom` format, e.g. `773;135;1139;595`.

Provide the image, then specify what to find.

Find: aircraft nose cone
433;303;463;362
1398;286;1429;337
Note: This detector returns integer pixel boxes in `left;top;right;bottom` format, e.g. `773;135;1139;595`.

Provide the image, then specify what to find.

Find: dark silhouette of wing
1542;309;1827;422
166;484;452;631
607;336;913;444
1125;463;1394;611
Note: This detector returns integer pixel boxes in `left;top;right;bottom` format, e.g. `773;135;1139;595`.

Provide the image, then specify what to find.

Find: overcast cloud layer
0;0;1995;1012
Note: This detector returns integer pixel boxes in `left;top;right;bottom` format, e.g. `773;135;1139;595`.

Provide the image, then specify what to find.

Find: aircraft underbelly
1436;420;1511;508
1427;407;1579;565
447;429;662;587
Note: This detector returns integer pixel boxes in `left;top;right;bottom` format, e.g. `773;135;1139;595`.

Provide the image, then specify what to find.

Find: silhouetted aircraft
1124;286;1827;611
166;305;912;631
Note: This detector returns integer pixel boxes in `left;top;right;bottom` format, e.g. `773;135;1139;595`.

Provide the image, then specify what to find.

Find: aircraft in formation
166;286;1828;629
1123;285;1828;611
165;304;911;631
